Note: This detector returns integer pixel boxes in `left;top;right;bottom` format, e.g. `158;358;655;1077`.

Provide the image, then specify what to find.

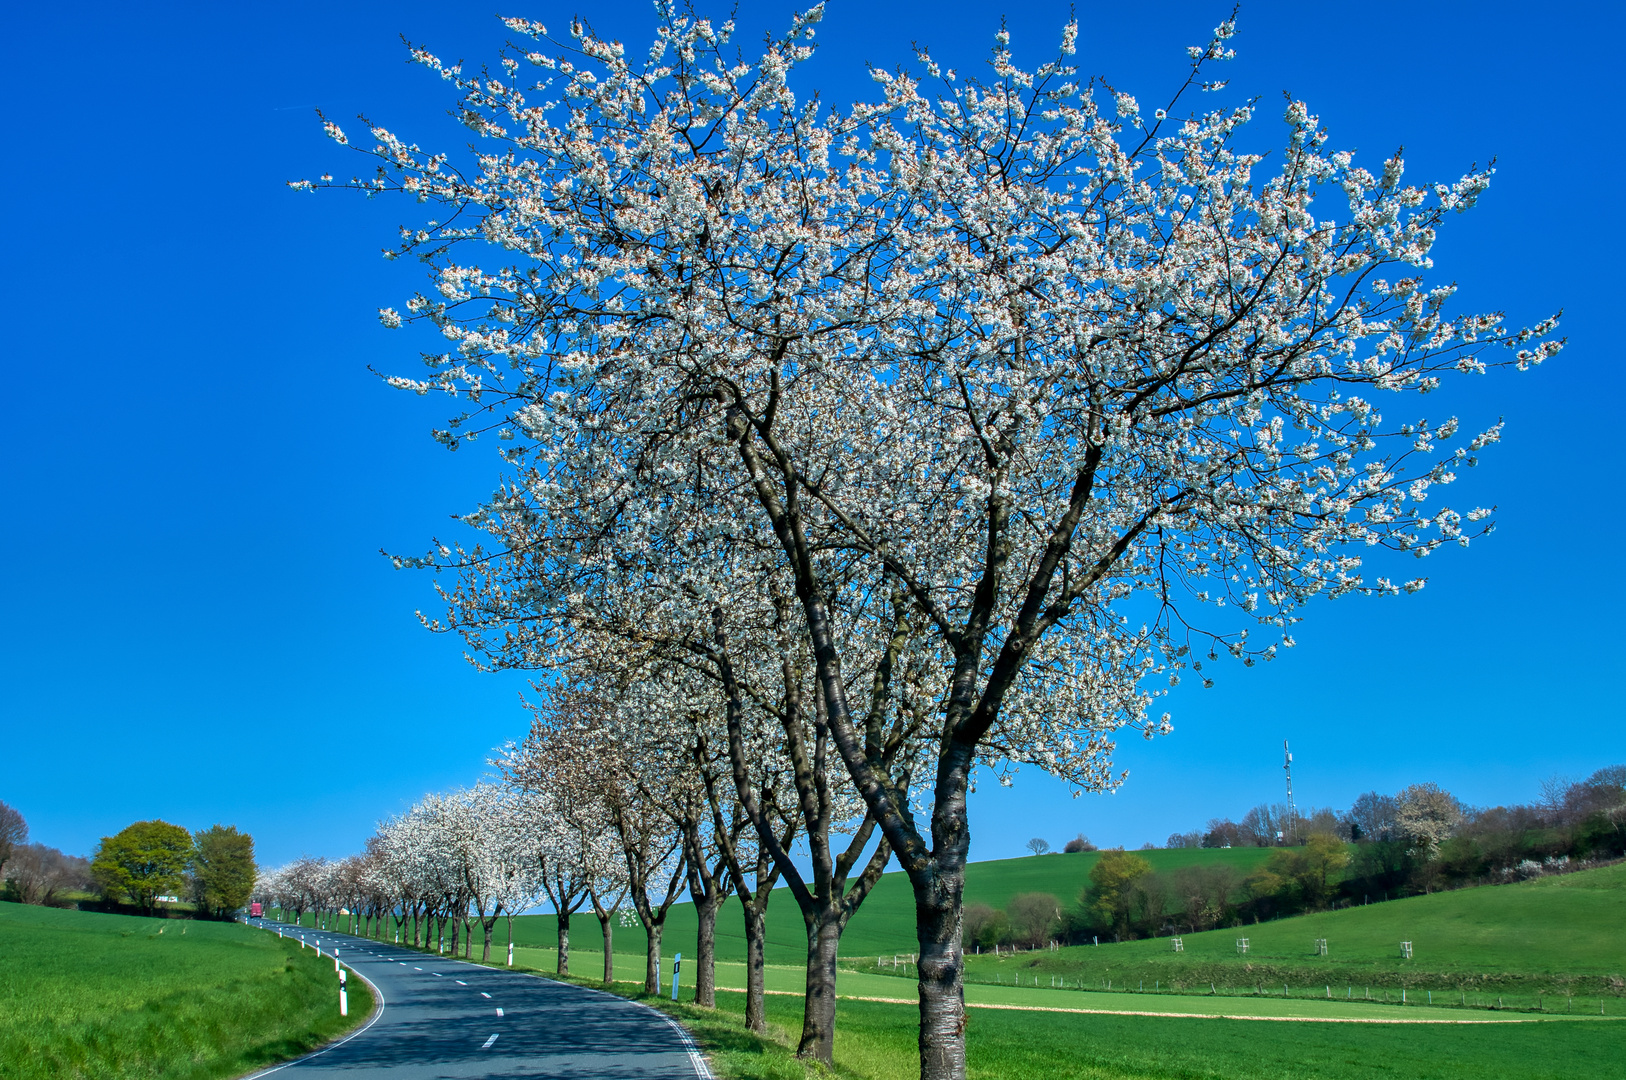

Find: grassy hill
0;902;367;1080
921;860;1626;1004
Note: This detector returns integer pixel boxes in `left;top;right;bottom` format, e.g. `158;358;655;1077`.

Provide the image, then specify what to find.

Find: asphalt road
245;919;710;1079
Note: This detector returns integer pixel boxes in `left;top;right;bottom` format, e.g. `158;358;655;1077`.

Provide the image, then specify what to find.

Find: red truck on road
250;902;263;918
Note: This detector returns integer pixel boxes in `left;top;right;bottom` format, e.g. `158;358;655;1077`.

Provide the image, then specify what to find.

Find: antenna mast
1283;740;1296;843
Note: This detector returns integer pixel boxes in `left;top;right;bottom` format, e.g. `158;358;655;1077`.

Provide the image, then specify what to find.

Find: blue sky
4;0;1622;871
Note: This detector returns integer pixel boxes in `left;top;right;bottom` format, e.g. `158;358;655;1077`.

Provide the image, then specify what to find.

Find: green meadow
0;903;369;1080
937;861;1626;1010
516;967;1626;1080
743;991;1625;1080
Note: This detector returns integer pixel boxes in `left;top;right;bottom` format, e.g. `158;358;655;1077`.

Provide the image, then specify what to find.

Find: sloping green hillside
418;850;1626;1002
940;861;1626;997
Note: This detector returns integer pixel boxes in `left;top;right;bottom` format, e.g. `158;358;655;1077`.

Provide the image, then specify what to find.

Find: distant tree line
987;766;1625;945
1163;766;1625;898
0;801;256;919
0;799;90;908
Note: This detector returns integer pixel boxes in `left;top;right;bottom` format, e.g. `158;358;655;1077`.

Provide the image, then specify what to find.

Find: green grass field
747;991;1626;1080
924;861;1626;1010
502;961;1626;1080
0;903;370;1080
503;944;1521;1021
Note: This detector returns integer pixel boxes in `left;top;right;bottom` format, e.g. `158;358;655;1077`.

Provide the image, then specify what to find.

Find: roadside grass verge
0;903;369;1080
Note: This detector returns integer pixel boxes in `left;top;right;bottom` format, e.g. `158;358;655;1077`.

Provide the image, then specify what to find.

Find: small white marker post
339;968;348;1018
507;940;514;967
672;953;682;1001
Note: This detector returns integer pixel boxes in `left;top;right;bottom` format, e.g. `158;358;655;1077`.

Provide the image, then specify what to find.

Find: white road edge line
570;982;714;1080
481;1033;499;1049
656;1013;715;1080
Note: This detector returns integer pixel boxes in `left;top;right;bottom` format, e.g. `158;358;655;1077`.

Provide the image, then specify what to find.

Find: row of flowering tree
257;785;560;963
299;4;1561;1076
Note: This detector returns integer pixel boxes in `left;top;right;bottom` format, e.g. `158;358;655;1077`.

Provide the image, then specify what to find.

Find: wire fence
851;957;1616;1015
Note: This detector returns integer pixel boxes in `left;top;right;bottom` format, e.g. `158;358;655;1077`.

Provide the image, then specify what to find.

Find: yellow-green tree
1245;833;1351;911
192;824;257;918
1083;850;1153;939
91;820;192;914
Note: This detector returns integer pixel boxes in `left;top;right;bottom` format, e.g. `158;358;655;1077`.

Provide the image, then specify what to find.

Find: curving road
245;919;710;1079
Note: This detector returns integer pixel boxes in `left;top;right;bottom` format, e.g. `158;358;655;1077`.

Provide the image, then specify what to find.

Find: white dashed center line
456;980;468;985
481;1034;499;1049
496;1008;504;1017
414;966;423;971
433;972;444;977
480;992;492;999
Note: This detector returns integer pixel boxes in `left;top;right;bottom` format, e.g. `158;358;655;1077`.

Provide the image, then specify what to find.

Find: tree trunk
644;922;663;995
914;871;967;1080
743;901;768;1033
558;909;571;976
694;888;718;1008
598;911;614;984
481;917;493;963
798;914;843;1061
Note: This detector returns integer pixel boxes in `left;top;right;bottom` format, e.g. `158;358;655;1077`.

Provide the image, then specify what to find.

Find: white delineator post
507;941;514;967
339;968;348;1018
